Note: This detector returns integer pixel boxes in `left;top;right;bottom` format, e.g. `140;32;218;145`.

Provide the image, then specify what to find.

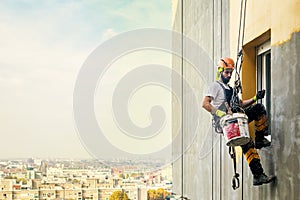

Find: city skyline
0;157;173;200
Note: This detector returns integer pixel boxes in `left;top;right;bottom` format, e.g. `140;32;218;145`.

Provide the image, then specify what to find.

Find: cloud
102;28;118;41
111;0;172;29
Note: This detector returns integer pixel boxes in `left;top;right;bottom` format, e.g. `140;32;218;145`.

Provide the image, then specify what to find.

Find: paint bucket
220;113;251;146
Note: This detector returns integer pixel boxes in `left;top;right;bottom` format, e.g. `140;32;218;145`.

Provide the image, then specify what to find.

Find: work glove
253;90;265;101
215;109;226;117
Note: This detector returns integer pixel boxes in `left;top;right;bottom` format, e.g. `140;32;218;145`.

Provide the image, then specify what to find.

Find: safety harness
215;81;241;190
212;81;233;133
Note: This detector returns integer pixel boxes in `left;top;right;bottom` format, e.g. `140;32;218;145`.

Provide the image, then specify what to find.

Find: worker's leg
241;140;263;175
244;103;270;149
241;141;275;185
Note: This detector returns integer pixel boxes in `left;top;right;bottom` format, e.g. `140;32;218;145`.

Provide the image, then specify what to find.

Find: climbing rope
230;0;247;113
236;0;247;55
229;0;248;190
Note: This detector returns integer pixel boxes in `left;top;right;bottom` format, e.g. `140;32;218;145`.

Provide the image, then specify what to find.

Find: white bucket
220;113;251;146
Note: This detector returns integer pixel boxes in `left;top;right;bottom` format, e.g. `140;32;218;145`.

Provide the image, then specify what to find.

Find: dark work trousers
244;103;269;137
241;103;268;176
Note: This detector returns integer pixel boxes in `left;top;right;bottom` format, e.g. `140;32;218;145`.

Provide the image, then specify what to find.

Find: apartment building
172;0;300;199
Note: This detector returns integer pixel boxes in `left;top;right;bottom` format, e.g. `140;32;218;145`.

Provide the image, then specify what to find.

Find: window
256;40;271;137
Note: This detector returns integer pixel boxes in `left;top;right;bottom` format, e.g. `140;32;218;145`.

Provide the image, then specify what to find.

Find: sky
0;0;172;159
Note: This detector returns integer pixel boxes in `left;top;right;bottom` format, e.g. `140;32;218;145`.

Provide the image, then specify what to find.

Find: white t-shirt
205;81;231;109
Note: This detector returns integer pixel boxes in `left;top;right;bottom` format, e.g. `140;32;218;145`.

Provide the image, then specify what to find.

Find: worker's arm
240;98;255;107
240;90;266;107
202;96;226;117
202;96;214;113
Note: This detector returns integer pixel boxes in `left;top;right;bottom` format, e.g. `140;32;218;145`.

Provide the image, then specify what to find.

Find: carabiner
232;173;240;190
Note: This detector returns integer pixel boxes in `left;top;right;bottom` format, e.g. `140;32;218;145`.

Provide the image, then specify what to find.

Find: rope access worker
202;57;276;186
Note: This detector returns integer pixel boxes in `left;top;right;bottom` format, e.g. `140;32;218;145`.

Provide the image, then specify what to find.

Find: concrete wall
172;0;300;199
272;32;300;199
172;0;239;199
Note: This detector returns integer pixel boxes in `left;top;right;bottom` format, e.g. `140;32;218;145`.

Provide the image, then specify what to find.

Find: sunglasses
224;70;233;74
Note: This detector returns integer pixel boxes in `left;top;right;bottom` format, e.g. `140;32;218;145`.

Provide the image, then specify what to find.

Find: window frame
256;40;271;135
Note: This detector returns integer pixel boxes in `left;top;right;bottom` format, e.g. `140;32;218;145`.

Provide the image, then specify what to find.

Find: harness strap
216;81;233;105
215;82;240;190
212;82;233;133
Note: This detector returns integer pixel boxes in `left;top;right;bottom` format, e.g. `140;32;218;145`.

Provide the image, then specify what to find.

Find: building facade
172;0;300;199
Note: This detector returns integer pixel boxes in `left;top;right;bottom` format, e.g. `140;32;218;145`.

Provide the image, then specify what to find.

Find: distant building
39;189;56;199
82;188;98;200
26;168;35;180
0;159;163;200
137;188;147;200
39;161;48;177
0;190;13;200
63;188;82;199
0;179;15;191
12;189;39;200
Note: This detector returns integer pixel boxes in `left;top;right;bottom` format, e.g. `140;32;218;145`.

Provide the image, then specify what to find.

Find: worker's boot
255;131;271;149
253;173;276;186
255;138;271;149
